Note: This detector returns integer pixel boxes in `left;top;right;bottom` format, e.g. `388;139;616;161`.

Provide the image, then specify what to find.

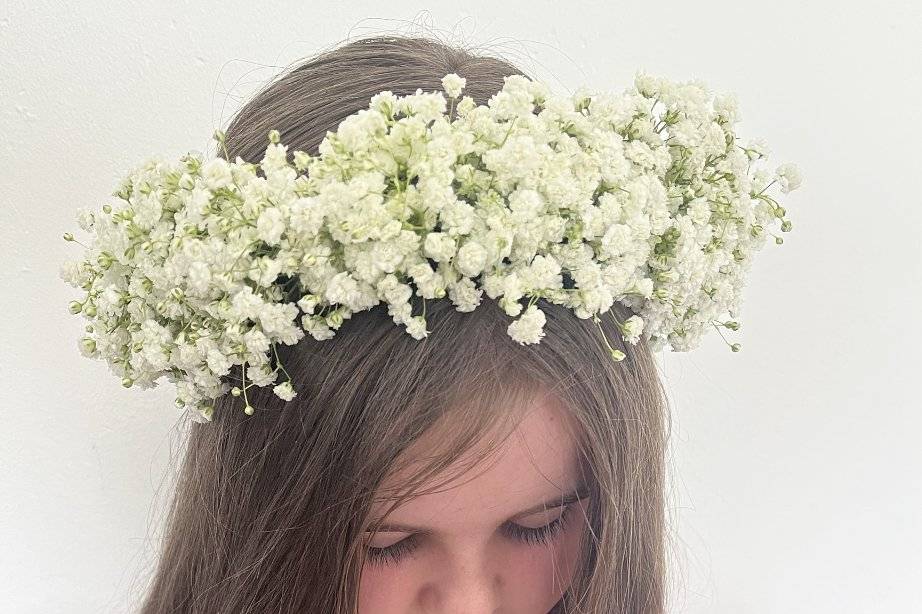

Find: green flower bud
84;304;97;317
610;349;626;361
81;338;97;354
268;129;280;144
730;343;741;352
774;236;784;245
781;220;792;232
231;387;242;397
122;377;134;388
63;232;74;241
327;310;344;328
293;150;311;171
244;405;255;415
69;300;84;314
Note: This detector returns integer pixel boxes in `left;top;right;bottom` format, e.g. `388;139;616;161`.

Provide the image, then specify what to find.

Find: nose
422;550;503;613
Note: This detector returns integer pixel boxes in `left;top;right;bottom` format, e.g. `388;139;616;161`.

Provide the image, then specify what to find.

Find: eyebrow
369;485;590;533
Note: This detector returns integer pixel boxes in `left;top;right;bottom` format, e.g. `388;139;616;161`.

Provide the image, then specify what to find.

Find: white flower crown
60;71;802;422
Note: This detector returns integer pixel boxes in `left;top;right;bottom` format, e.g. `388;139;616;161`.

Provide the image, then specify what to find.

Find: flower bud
327;310;344;328
731;343;741;352
63;232;74;241
293;150;311;171
244;405;255;415
610;349;626;361
231;386;242;397
122;377;134;388
69;300;84;314
84;304;97;317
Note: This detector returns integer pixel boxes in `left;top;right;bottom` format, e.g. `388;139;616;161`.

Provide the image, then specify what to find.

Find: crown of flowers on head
60;71;802;423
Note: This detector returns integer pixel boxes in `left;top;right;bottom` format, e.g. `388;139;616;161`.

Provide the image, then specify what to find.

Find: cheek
517;528;584;601
358;567;410;614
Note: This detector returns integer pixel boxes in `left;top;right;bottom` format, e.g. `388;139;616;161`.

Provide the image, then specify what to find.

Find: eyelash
364;503;576;567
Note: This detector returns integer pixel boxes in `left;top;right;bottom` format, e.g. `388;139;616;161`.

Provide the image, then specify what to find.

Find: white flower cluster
61;71;801;422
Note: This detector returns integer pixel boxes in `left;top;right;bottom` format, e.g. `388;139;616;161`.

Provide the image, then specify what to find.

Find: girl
138;35;670;613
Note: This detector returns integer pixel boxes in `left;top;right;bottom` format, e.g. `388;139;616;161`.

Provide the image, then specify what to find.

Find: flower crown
60;71;802;422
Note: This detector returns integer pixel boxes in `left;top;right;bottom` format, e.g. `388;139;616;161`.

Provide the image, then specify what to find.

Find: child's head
140;35;670;614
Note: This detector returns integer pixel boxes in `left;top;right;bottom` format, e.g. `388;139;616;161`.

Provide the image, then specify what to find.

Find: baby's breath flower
404;315;430;340
441;73;466;99
507;304;546;344
775;162;803;193
273;380;297;402
62;71;801;420
619;314;645;345
256;207;286;246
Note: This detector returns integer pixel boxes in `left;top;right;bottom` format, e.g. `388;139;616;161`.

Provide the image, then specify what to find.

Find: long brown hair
137;34;672;613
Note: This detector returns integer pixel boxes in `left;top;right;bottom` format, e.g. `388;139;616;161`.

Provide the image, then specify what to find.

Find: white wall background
2;1;920;612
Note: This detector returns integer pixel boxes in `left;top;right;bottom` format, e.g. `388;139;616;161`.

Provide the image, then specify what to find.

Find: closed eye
364;501;579;568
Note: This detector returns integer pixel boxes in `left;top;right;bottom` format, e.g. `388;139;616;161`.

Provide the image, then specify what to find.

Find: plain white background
2;1;920;612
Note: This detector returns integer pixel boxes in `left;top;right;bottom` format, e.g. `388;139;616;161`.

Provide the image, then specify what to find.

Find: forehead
371;392;582;527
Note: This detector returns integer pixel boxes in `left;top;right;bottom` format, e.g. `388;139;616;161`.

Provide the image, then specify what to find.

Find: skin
357;392;590;613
